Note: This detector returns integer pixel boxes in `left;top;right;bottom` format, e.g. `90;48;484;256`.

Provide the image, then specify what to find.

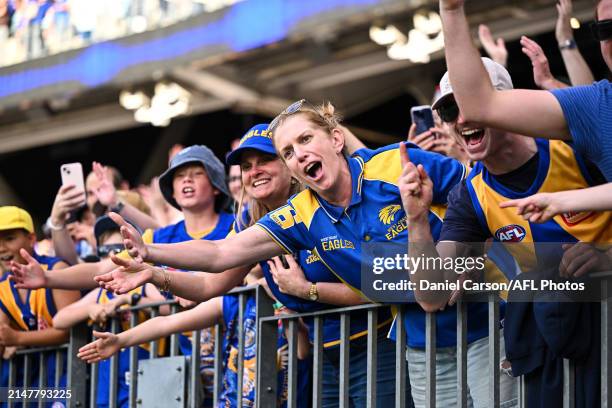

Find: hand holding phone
60;163;86;223
410;105;435;136
61;163;85;192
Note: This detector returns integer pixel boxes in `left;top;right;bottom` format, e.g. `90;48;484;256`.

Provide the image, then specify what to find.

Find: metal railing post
488;293;500;408
128;312;139;408
255;285;276;408
189;327;201;408
287;319;298;408
108;319;119;408
339;312;350;408
312;316;324;408
563;359;575;408
425;312;436;408
68;323;89;408
366;308;378;408
395;306;407;408
457;299;468;408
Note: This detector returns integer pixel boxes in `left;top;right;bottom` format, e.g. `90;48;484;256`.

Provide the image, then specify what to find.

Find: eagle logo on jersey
495;224;527;242
379;205;401;225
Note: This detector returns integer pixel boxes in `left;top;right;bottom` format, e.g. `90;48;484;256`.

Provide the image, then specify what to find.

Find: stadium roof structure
0;0;598;155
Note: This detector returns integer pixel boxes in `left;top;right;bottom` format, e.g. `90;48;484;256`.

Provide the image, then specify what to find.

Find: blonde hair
270;101;343;144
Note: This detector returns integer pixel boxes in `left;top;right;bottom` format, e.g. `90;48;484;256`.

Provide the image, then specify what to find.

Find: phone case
60;163;85;192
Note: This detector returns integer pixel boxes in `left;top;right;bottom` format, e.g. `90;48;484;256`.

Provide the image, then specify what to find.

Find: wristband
45;217;65;231
558;39;577;50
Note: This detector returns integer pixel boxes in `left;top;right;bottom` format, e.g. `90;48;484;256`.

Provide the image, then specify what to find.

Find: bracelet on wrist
45;216;65;231
158;267;171;293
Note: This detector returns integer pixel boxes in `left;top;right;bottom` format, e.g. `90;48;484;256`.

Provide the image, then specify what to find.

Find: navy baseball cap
93;215;142;247
159;145;230;210
226;124;276;166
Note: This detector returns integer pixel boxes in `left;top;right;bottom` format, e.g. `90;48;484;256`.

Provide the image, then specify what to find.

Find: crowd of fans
0;0;611;407
0;0;227;66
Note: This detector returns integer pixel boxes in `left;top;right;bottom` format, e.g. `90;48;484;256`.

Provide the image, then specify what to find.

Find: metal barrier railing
6;280;609;408
256;286;612;408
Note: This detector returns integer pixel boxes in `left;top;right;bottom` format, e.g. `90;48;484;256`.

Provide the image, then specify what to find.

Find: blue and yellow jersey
0;253;61;331
140;212;234;359
466;139;612;270
234;212;393;348
256;143;467;293
220;294;309;408
257;143;494;348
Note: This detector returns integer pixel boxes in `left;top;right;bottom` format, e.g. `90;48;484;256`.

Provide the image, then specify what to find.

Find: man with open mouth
408;56;611;408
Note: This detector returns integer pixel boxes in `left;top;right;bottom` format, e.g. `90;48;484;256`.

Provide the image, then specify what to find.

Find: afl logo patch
495;224;527;242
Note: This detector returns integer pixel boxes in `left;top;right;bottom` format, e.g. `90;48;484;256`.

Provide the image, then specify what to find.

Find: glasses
591;19;612;42
268;99;316;131
97;243;125;258
436;99;460;123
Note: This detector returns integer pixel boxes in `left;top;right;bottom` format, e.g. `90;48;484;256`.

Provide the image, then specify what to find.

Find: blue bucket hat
159;145;230;210
226;124;276;166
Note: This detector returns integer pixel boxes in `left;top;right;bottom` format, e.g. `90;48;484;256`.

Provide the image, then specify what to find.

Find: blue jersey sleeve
255;204;310;254
551;80;612;180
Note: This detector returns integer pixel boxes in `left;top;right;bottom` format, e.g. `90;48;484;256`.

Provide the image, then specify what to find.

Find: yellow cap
0;206;34;233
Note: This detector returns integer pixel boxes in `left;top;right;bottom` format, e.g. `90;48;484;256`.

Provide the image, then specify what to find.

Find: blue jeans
406;330;517;408
321;331;413;408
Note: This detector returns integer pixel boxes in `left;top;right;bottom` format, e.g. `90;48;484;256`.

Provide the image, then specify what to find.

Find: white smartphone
60;162;85;193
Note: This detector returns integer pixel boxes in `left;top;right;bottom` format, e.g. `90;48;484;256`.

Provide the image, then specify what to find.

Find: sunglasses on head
268;99;316;132
436;98;460;123
97;243;125;258
591;19;612;42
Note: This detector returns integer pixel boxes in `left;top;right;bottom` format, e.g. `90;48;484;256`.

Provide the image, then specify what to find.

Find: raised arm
440;0;571;140
77;297;223;363
92;162;160;230
555;0;595;86
48;184;87;265
110;212;284;272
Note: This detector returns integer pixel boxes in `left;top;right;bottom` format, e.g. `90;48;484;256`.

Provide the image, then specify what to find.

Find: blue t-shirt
220;294;310;408
257;143;491;347
551;79;612;181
